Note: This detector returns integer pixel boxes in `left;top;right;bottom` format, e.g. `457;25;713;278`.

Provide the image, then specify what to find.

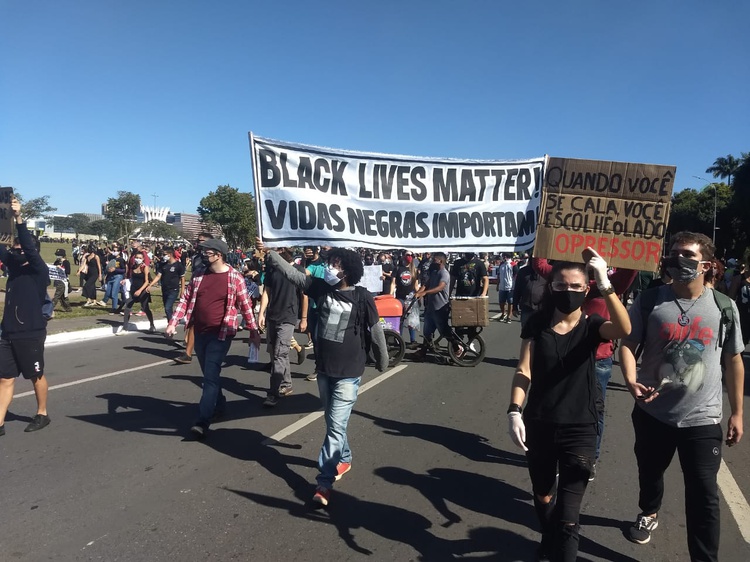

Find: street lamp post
693;175;717;244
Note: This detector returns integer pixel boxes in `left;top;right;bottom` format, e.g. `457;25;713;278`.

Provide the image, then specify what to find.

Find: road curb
46;318;171;346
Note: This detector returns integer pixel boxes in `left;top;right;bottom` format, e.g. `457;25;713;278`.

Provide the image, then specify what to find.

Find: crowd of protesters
7;227;744;561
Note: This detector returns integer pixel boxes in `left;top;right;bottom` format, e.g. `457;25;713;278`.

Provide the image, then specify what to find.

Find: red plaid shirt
169;267;258;341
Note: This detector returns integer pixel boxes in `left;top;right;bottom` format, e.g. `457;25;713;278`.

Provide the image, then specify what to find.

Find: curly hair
327;248;364;285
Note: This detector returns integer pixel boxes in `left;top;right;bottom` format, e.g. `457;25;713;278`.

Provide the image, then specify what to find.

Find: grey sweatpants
267;320;294;396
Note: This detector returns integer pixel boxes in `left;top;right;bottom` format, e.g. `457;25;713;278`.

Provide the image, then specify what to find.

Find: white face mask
324;266;342;286
134;258;143;265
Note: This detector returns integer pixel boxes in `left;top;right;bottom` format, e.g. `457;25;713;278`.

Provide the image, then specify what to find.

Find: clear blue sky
1;0;748;216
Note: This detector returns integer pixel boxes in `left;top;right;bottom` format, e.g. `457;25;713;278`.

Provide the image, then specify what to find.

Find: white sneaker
115;327;127;336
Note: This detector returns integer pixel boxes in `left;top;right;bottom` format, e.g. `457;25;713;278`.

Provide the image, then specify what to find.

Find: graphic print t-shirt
451;257;488;297
393;265;416;299
626;286;743;427
305;279;379;378
160;261;185;291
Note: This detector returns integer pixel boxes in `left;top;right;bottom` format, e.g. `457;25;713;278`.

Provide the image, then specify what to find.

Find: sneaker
135;311;146;317
504;316;512;324
0;424;5;437
82;302;95;307
24;414;51;433
312;486;331;506
497;314;507;322
628;513;658;544
96;301;107;307
278;386;294;397
335;462;351;481
174;353;192;364
147;326;157;334
588;462;597;482
304;340;314;350
190;424;207;440
115;327;127;336
305;372;318;382
263;395;279;408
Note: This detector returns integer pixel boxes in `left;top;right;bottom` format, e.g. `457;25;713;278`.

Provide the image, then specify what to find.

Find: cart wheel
448;333;486;367
384;329;405;367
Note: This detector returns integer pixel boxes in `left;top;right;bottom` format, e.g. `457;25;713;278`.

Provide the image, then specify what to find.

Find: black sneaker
263;395;279;408
190;424;208;440
588;462;597;482
0;424;5;437
174;353;192;364
628;513;658;544
25;414;51;433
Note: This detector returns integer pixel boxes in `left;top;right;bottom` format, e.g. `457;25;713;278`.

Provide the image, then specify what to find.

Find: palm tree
706;154;741;185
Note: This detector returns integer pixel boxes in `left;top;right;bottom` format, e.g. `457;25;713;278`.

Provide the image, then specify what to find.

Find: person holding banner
0;198;53;435
257;238;389;507
508;248;631;562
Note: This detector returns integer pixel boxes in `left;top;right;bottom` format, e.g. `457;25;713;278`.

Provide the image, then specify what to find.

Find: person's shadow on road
355;410;526;467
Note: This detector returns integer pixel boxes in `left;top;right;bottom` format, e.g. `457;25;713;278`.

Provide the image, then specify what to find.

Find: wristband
598;284;615;295
507;404;522;415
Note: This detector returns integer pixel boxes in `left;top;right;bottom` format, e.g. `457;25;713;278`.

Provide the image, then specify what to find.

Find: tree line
16;152;750;259
669;152;750;260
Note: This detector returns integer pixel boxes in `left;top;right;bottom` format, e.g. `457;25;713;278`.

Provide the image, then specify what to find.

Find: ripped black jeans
525;419;597;562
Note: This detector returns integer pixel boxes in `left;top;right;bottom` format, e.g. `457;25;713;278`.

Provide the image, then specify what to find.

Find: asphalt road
2;305;750;561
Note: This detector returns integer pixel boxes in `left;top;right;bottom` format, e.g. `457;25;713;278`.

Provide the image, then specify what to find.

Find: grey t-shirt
624;285;743;427
427;268;451;311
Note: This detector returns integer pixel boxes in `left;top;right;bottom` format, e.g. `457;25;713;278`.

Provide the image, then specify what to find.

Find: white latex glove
585;247;610;289
507;412;528;451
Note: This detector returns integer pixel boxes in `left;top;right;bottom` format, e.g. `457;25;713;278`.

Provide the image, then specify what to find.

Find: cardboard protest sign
0;187;14;245
534;157;675;270
250;134;545;251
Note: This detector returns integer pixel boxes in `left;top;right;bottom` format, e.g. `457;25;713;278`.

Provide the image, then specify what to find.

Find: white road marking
13;359;173;398
262;364;409;445
718;459;750;544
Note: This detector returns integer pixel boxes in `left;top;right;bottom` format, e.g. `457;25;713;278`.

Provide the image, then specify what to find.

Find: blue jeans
594;356;613;459
193;332;232;427
423;304;450;342
162;288;180;322
316;373;361;489
103;274;124;310
397;298;417;343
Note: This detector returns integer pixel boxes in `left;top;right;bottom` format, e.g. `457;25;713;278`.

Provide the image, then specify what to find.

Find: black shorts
0;337;46;379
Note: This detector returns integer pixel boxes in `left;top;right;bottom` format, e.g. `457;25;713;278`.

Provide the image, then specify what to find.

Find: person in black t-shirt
450;252;489;297
143;246;185;322
390;250;420;348
259;249;308;407
506;249;631;562
258;239;388;508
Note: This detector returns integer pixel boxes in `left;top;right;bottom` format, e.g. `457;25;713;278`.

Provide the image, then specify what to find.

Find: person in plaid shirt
166;239;260;439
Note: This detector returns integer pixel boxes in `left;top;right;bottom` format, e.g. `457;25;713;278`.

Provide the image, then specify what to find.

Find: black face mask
662;255;701;284
429;262;441;273
551;290;586;314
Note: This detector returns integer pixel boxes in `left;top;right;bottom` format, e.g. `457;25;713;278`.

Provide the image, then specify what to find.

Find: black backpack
519;269;547;312
354;286;373;354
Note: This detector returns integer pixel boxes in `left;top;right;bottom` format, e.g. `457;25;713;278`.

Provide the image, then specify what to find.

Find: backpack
353;286;372;354
636;287;736;358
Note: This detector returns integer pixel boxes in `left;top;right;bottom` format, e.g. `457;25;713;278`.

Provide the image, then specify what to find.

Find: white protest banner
0;187;14;245
250;134;545;251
